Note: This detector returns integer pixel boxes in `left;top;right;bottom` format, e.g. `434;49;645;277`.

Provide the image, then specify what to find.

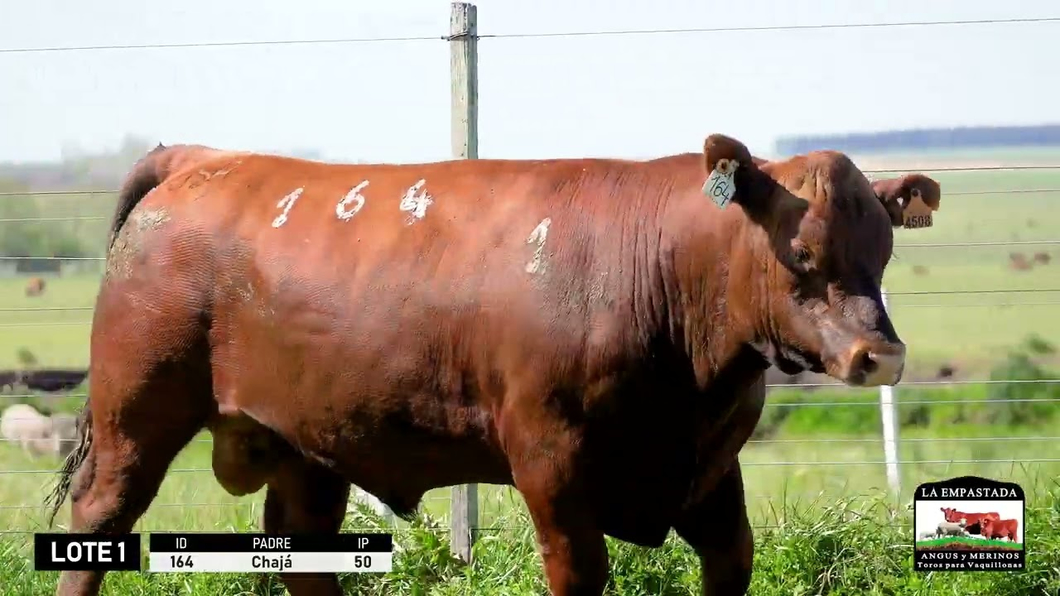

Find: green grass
0;274;98;369
0;433;1058;594
916;536;1023;549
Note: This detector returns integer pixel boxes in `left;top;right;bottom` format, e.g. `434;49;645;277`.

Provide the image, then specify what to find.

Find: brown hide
53;136;942;596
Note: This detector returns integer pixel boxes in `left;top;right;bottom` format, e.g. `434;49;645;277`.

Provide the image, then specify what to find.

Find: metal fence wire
1;7;1058;562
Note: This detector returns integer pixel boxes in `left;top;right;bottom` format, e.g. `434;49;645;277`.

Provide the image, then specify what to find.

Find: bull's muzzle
838;340;906;387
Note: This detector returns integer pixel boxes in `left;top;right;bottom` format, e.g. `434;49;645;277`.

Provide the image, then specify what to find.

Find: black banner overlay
34;534;141;572
915;476;1025;502
149;533;392;553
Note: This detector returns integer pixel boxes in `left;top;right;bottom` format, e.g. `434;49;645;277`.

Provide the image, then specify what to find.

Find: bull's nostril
858;350;878;376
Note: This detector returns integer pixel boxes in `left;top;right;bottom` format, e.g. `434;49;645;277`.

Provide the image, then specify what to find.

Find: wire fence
2;15;1059;54
1;1;1059;564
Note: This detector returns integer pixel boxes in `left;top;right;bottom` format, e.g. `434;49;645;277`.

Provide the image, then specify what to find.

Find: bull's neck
652;155;765;389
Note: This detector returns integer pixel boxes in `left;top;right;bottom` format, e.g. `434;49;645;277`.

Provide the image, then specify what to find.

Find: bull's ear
872;173;941;230
701;134;771;212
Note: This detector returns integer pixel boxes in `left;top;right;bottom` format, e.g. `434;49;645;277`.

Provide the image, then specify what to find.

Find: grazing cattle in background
25;277;46;297
936;519;969;538
2;403;52;455
46;135;941;596
917;530;936;541
941;507;999;535
21;369;89;393
0;370;23;392
981;517;1019;542
0;403;72;458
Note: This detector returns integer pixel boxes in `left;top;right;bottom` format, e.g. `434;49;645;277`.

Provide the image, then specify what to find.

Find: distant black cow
21;370;88;393
0;371;23;392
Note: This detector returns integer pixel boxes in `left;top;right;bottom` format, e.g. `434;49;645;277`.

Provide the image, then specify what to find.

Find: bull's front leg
521;485;609;596
673;462;754;596
504;416;608;596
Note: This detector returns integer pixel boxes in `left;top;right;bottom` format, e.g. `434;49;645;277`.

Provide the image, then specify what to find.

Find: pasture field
1;153;1059;593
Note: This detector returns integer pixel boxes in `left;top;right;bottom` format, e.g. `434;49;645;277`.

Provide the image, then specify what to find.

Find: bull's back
140;152;685;356
107;152;685;485
156;153;603;287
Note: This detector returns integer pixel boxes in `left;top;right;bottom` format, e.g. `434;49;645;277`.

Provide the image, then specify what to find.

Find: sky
0;0;1057;164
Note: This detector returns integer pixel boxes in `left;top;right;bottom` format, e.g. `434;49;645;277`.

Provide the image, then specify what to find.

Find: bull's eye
793;246;812;265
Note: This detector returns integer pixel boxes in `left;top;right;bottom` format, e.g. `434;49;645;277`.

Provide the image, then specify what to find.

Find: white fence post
449;0;480;564
878;287;902;498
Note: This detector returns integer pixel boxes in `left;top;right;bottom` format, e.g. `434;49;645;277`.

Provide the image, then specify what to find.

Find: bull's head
700;134;941;387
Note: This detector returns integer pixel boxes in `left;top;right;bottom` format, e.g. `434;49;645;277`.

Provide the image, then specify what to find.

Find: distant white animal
917;530;937;541
0;404;78;458
936;519;969;537
50;413;79;458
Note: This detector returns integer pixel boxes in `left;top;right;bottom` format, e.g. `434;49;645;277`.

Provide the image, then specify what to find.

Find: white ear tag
702;159;738;209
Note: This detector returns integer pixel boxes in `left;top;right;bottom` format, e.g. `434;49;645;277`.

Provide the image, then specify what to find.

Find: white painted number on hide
525;217;552;274
336;180;370;221
398;179;433;224
272;187;304;228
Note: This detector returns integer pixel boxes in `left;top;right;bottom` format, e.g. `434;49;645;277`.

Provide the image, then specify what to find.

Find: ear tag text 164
702;159;737;209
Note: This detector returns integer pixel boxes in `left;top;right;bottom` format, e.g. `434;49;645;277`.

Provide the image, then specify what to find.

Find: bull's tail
43;406;92;528
107;143;176;250
46;144;223;526
44;143;182;527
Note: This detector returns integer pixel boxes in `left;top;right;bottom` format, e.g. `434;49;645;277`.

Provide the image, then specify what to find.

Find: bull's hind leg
54;360;210;595
262;457;351;596
673;462;753;596
52;281;213;596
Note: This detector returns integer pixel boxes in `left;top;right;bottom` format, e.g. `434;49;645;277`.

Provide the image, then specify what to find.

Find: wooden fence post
448;0;480;564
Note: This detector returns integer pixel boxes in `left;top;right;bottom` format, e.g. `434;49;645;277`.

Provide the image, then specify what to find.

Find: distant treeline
775;124;1060;155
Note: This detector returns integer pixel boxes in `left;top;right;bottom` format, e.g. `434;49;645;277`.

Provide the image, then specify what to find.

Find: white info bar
149;551;392;573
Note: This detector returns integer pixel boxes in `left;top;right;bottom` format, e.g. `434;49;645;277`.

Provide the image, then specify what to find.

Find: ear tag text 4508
902;189;934;229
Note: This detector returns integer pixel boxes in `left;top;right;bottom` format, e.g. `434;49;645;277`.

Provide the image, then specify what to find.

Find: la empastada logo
913;475;1025;572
